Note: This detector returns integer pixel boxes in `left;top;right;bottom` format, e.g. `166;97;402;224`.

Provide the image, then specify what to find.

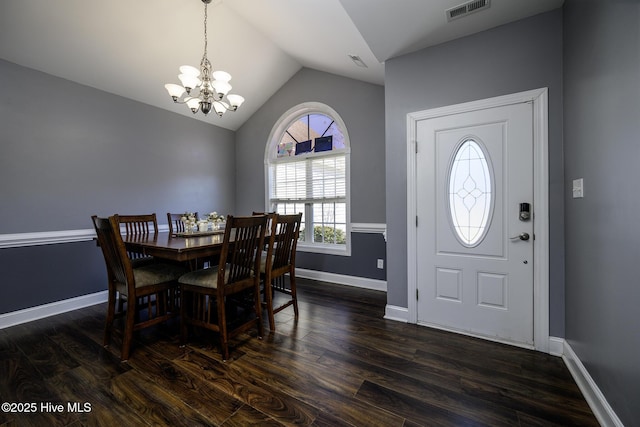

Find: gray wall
0;242;105;314
296;233;386;281
563;1;640;425
235;68;386;279
0;59;235;313
384;10;565;336
0;59;236;233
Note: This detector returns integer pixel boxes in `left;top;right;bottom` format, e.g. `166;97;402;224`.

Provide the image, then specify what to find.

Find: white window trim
264;102;351;256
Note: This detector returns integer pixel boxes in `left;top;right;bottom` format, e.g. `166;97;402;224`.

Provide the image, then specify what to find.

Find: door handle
510;232;530;241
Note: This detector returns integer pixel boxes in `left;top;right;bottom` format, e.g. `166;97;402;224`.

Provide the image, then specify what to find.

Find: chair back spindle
114;213;158;263
167;212;199;234
116;214;158;235
221;215;267;287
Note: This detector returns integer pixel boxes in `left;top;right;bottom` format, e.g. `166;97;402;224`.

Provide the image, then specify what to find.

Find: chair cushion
133;262;188;287
179;266;220;289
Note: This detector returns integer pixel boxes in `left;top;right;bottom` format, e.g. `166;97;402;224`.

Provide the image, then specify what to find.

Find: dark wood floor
1;279;598;426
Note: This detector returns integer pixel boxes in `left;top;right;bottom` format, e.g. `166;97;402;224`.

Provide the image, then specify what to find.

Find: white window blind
270;154;346;204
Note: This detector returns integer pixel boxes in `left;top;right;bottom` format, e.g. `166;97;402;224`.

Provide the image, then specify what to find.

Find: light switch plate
572;178;584;198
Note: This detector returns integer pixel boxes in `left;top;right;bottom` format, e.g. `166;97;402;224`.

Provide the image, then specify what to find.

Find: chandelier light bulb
163;0;243;118
212;70;232;82
179;65;200;76
213;101;229;117
211;80;232;99
165;84;186;101
178;73;201;93
226;94;245;110
186;97;202;113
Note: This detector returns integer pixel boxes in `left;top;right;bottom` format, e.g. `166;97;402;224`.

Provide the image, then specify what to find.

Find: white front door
415;101;534;346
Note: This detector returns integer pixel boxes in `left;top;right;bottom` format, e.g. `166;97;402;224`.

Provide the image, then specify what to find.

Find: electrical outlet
377;259;384;269
572;178;584;198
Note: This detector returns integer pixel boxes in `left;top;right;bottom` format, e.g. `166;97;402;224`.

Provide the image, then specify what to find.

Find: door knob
510;232;530;241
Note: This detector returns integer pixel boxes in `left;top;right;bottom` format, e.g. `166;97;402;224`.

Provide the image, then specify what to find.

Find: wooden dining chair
116;213;159;267
178;214;268;361
92;215;188;361
112;213;161;312
167;212;199;234
260;213;302;331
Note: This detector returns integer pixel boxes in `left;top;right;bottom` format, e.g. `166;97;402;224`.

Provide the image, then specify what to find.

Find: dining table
122;230;226;263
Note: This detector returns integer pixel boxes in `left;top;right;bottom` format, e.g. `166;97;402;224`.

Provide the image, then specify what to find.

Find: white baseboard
548;336;564;357
295;268;386;292
0;291;108;329
384;304;409;322
562;340;624;427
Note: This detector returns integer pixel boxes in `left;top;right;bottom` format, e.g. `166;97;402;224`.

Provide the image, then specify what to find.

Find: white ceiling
0;0;563;131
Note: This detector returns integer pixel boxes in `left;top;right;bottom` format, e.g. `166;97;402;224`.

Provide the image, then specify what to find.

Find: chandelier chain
203;3;208;59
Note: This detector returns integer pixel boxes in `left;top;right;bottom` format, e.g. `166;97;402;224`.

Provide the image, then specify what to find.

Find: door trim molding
406;88;550;353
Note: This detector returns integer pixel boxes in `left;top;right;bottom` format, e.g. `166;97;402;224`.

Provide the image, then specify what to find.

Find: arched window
265;102;351;255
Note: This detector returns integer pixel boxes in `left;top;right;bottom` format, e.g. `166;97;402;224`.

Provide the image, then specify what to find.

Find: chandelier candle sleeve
164;0;245;117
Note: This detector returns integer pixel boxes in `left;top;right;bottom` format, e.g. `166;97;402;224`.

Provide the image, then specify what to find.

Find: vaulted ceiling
0;0;563;130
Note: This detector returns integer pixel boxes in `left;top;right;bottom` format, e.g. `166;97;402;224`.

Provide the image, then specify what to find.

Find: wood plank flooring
0;279;598;426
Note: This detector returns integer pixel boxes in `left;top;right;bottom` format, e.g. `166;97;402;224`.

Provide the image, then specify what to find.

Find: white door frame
406;88;550;353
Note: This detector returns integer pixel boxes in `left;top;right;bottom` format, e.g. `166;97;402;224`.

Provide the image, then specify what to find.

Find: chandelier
164;0;244;117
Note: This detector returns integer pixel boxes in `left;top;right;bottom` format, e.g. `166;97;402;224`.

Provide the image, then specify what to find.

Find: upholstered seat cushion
179;266;220;289
135;262;187;285
178;266;238;289
115;262;187;295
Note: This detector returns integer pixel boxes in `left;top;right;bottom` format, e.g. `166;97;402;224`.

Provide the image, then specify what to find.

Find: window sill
297;242;351;256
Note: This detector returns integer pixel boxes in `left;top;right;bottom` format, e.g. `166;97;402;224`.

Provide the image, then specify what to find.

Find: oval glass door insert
448;138;494;246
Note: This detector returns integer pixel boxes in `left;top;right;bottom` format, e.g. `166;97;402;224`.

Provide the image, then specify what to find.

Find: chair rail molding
1;223;387;249
351;222;387;240
0;229;97;248
0;226;169;249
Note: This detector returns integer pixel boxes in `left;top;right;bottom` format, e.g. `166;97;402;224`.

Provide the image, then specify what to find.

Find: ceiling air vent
446;0;491;22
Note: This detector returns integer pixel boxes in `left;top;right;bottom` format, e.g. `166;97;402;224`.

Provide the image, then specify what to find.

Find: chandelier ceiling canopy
164;0;244;117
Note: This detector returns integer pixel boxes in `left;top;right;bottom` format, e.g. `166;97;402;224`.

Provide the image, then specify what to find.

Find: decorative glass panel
448;139;493;246
277;113;345;157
